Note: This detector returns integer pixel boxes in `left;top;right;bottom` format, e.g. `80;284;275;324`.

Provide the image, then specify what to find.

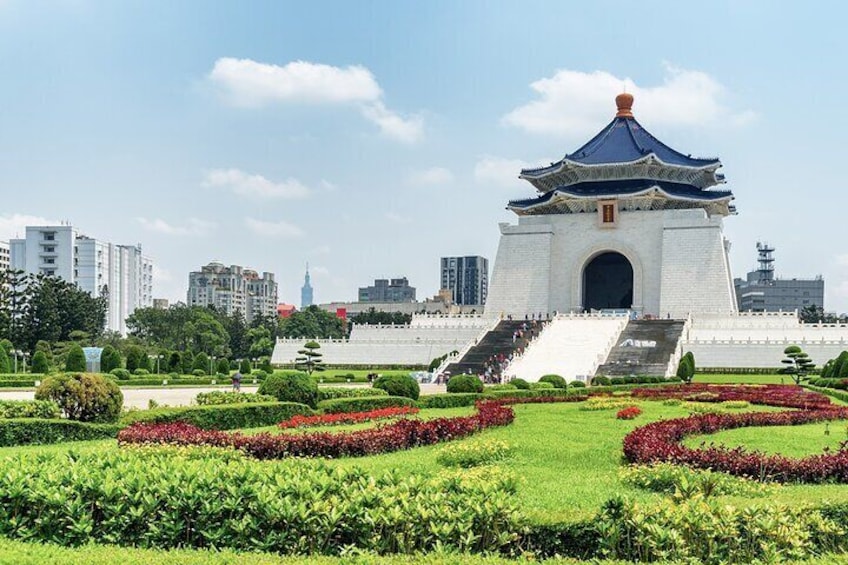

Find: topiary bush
133;368;149;376
110;368;131;381
99;346;122;374
373;374;420;400
539;374;567;389
30;351;50;374
509;378;530;390
447;374;484;393
569;381;587;388
591;375;612;386
191;369;207;377
258;372;318;408
529;381;555;390
35;373;123;423
216;358;230;376
65;344;87;373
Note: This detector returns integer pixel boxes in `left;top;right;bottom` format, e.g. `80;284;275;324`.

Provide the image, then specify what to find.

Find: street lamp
211;355;216;376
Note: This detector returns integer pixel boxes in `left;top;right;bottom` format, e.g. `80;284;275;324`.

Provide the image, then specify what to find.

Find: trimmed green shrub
486;384;517;391
569;381;587;388
191;369;207;377
259;357;273;374
133;368;149;376
317;395;418;414
31;350;50;374
194;391;276;405
529;381;555;390
193;352;210;375
258;372;319;408
167;351;182;373
0;399;60;419
100;345;122;373
251;369;267;380
0;419;120;446
239;359;252;374
0;347;10;374
110;368;131;380
121;401;314;430
180;351;194;375
125;346;145;372
447;374;484;393
317;387;389;402
417;392;482;409
373;374;420;400
216;358;230;375
591;375;611;386
436;439;514;468
539;374;567;389
65;344;87;372
509;378;530;390
35;373;123;423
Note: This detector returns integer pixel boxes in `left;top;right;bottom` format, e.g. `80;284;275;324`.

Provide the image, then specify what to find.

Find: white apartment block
0;241;9;272
187;262;278;324
9;225;153;334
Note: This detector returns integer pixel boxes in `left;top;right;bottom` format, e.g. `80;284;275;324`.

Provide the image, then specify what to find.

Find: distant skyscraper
440;256;489;306
301;264;313;308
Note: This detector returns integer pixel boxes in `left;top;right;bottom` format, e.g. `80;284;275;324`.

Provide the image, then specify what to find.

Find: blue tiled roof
508;179;732;208
522;117;719;175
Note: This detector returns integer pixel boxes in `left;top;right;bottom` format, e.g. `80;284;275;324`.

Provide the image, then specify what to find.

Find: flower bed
119;400;514;459
623;406;848;482
631;383;831;410
278;406;419;429
616;406;642;420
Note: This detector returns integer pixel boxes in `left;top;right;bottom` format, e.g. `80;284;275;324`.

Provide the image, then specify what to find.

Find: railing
432;317;500;377
590;316;630;377
664;314;692;378
500;319;554;380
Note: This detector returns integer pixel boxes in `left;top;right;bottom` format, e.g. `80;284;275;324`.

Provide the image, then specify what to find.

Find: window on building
602;204;615;223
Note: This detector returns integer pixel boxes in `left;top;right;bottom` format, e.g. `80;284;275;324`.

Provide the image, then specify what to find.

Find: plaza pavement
0;383;448;410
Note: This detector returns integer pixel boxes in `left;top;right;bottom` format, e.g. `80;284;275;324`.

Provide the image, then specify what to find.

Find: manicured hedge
194;391;275;405
0;419;120;446
317;386;389;402
0;399;60;419
418;393;482;409
539;374;567;389
121;402;314;430
318;395;418;414
446;375;484;393
373;374;420;400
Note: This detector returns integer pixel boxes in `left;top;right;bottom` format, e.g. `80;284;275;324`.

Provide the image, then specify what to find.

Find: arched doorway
582;252;633;311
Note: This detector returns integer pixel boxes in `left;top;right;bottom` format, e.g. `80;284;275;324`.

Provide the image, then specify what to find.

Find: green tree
100;345;122;373
780;345;815;385
193;352;211;375
278;305;344;340
34;340;53;368
832;351;848;379
675;351;696;383
167;351;182;373
0;347;9;374
239;358;252;375
246;326;274;358
259;357;273;374
180;350;194;375
125;346;145;372
30;350;49;374
216;357;230;375
0;339;13;357
65;344;87;373
295;341;325;375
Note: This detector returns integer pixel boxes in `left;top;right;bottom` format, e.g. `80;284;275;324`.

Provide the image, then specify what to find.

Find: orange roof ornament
615;92;634;118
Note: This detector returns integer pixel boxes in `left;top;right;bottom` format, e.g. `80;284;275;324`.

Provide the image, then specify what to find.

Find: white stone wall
486;208;736;318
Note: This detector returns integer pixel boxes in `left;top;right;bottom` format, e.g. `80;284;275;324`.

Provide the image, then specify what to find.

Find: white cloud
208;58;381;106
203;168;309;199
406;166;454;186
137;217;215;236
503;64;755;138
208;58;422;143
245;217;304;238
384;212;411;224
473;156;547;190
0;213;59;241
359;102;423;143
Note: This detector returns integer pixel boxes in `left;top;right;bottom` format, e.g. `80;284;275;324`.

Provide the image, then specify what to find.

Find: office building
441;256;488;306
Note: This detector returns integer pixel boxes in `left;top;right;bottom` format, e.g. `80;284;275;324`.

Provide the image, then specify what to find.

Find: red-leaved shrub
278;406;419;429
617;406;642;420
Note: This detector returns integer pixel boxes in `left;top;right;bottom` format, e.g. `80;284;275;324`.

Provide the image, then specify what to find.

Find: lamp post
12;350;20;374
211;355;216;376
22;352;28;374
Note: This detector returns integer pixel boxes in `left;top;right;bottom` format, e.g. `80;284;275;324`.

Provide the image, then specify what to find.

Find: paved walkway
0;383;448;410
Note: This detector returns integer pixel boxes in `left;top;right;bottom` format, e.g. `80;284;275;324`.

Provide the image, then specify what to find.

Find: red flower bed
630;383;831;410
623;406;848;482
119;400;514;459
617;406;642;420
278;406;419;429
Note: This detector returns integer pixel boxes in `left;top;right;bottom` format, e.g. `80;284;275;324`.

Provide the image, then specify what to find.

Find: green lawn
683;419;848;457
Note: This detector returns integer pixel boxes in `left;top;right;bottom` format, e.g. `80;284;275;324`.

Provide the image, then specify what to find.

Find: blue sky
1;1;847;312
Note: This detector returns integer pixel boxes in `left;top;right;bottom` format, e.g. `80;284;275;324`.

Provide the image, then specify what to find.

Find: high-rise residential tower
440;256;489;306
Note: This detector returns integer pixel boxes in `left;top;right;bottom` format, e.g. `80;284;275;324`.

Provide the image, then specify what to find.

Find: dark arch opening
583;252;633;311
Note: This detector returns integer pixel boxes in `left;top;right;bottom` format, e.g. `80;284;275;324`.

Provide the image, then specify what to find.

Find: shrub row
630;383;832;410
121;402;314;430
0;418;120;446
118;401;515;459
0;448;520;554
0;399;60;419
194;391;275;405
317;386;389;401
280;406;419;429
317;395;418;414
591;375;678;386
622;406;848;482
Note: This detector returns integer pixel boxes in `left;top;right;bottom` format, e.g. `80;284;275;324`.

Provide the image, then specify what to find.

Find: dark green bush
31;351;50;374
239;359;252;374
251;369;268;380
193;352;210;375
110;368;131;380
194;392;276;405
373;374;420;400
216;358;230;376
418;393;482;409
35;373;123;423
447;374;484;393
529;382;555;390
65;344;87;372
191;368;207;377
258;372;319;407
0;419;120;446
317;387;389;402
539;374;567;389
591;375;611;386
133;368;149;376
99;345;122;374
569;381;587;388
0;347;9;374
121;402;313;430
609;377;625;386
0;399;60;419
510;378;530;390
317;395;418;414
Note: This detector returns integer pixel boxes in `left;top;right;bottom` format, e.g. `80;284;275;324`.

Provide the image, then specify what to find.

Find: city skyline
1;2;847;311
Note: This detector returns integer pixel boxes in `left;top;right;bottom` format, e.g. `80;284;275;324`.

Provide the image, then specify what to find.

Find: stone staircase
595;320;686;377
443;320;536;377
